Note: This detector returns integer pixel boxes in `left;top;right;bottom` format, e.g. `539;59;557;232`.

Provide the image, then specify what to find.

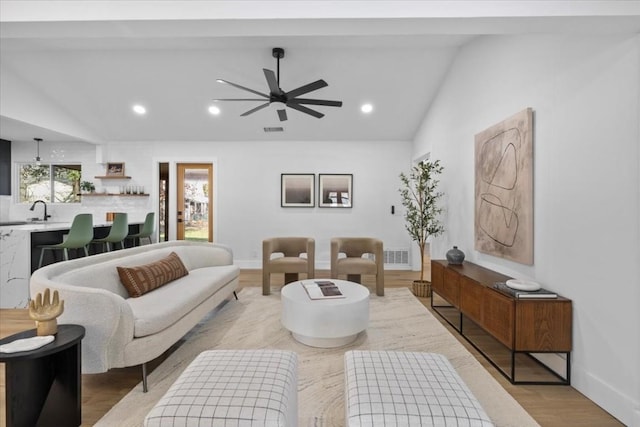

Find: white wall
414;34;640;426
122;139;412;268
8;139;414;268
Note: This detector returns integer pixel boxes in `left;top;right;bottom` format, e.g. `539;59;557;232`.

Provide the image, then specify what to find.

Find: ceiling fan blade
286;102;324;119
213;98;268;101
263;69;280;95
277;109;288;121
285;79;328;98
240;102;271;116
288;98;343;107
216;79;269;98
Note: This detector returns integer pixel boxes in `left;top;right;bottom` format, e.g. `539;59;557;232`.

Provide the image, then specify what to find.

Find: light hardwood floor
1;269;623;426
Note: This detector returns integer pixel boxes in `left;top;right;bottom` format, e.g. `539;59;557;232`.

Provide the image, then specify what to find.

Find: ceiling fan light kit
214;47;343;121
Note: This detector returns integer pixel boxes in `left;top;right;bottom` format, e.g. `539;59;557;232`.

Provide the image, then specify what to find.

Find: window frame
15;162;83;204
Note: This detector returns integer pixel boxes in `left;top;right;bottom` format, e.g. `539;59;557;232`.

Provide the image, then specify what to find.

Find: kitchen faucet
29;200;51;221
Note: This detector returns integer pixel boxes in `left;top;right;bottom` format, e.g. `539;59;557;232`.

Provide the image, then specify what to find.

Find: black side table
0;324;85;427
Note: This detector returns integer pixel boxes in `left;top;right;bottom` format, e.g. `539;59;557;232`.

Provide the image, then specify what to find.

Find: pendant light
34;137;42;166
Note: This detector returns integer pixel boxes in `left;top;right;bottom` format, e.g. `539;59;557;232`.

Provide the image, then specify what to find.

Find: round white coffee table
281;279;370;348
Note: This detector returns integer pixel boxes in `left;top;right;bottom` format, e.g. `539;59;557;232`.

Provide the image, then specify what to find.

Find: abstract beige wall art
475;108;533;265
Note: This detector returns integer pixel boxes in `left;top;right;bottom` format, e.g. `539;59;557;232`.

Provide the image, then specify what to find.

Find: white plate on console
505;279;541;291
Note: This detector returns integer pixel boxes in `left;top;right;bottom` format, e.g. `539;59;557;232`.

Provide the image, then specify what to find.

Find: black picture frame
318;174;353;208
281;174;315;207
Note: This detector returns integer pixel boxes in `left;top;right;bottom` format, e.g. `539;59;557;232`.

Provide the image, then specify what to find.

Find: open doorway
158;163;169;242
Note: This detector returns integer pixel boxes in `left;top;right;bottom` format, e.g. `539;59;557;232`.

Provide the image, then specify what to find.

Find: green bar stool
126;212;155;246
38;213;94;268
92;212;128;252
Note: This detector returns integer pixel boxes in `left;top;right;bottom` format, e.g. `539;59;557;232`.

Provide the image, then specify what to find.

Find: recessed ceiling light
132;104;147;115
208;105;221;115
361;103;373;114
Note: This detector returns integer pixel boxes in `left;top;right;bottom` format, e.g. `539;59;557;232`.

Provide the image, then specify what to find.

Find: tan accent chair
331;237;384;296
263;237;315;295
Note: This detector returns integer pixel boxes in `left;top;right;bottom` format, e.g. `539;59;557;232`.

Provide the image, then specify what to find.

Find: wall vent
383;249;410;265
264;127;284;132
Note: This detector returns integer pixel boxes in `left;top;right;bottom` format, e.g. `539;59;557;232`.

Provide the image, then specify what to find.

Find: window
18;163;82;203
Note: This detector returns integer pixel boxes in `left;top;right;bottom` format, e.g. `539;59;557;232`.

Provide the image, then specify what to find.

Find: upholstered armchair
331;237;384;296
262;237;315;295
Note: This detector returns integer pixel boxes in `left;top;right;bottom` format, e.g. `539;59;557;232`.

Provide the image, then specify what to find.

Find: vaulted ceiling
1;1;639;144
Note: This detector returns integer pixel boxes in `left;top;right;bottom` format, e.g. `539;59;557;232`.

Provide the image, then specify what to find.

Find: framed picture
319;174;352;208
281;174;315;207
106;162;125;177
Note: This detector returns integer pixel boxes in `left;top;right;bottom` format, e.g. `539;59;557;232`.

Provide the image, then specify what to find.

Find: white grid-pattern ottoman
144;349;298;427
344;351;494;427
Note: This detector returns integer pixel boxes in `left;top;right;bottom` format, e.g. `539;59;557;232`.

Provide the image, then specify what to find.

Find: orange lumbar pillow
117;252;189;298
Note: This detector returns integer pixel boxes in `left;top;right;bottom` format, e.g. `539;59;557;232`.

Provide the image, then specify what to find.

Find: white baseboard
234;260;262;269
572;366;636;426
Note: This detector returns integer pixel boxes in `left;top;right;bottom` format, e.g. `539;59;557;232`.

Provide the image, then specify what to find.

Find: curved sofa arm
177;242;234;270
305;238;315;278
330;237;384;282
30;276;134;373
263;238;276;265
330;238;341;278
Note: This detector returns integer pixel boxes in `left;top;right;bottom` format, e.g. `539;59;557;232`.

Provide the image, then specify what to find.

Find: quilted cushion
144;349;298;427
336;257;377;274
117;252;189;298
345;351;494;426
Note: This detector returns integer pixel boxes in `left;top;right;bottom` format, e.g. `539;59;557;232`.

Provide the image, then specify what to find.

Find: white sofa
30;240;239;391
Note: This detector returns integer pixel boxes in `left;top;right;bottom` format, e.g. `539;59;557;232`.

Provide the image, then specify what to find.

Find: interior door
176;163;213;242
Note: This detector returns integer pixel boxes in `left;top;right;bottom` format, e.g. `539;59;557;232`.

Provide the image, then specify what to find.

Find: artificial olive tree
399;159;445;282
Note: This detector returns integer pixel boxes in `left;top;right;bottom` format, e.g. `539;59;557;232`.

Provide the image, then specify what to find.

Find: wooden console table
431;260;572;384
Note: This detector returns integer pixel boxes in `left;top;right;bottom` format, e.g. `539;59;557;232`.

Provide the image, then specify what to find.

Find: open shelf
94;176;131;179
79;193;148;197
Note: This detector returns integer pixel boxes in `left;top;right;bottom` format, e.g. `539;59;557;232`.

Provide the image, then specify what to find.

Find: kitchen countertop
1;221;73;231
0;220;143;232
1;219;146;308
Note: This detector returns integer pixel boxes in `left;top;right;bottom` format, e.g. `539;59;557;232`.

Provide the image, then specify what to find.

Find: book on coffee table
302;281;345;299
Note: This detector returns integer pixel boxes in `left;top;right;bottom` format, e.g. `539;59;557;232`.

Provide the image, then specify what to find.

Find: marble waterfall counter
0;221;142;308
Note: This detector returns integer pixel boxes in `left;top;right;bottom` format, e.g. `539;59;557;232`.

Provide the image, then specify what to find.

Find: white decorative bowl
505;279;541;291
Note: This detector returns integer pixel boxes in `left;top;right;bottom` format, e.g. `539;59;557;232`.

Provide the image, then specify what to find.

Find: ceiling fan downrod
272;47;284;89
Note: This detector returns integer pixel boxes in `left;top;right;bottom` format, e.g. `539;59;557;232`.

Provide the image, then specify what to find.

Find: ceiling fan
213;47;342;121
